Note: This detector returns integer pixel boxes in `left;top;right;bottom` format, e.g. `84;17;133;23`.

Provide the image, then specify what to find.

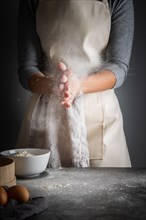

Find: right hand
28;72;61;95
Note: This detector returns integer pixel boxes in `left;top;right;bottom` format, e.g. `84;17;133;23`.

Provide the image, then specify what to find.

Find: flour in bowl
13;150;33;157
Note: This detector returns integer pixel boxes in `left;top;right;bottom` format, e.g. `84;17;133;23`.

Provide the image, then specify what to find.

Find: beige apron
16;0;131;167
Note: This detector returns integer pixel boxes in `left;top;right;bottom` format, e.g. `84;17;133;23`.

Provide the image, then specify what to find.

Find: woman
16;0;134;168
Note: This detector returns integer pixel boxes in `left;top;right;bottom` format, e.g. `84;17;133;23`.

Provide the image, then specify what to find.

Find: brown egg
0;186;8;205
7;185;30;203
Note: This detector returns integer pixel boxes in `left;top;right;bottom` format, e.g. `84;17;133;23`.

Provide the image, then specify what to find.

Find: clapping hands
58;62;83;108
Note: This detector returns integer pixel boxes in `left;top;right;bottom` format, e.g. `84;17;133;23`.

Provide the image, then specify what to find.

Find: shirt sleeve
102;0;134;88
17;0;43;90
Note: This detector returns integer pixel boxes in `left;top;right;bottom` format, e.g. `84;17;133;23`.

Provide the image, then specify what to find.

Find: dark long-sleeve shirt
17;0;134;90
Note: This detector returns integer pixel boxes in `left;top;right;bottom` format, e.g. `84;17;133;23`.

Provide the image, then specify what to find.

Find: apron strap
102;0;108;3
98;0;109;7
102;0;109;8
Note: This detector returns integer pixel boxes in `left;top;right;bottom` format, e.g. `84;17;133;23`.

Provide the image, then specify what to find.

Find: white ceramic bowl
0;148;50;177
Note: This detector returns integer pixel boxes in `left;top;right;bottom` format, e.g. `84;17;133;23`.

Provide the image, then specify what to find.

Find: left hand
58;62;83;108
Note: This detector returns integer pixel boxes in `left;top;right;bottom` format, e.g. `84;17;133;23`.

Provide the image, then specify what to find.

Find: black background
0;0;145;167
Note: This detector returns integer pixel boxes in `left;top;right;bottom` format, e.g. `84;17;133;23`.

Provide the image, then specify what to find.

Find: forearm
58;63;117;108
81;69;116;94
28;73;53;94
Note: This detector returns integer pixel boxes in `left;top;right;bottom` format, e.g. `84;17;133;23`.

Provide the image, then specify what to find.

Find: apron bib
16;0;131;167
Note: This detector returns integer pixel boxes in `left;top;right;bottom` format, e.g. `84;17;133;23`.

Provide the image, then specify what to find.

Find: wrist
80;77;89;94
28;73;53;94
